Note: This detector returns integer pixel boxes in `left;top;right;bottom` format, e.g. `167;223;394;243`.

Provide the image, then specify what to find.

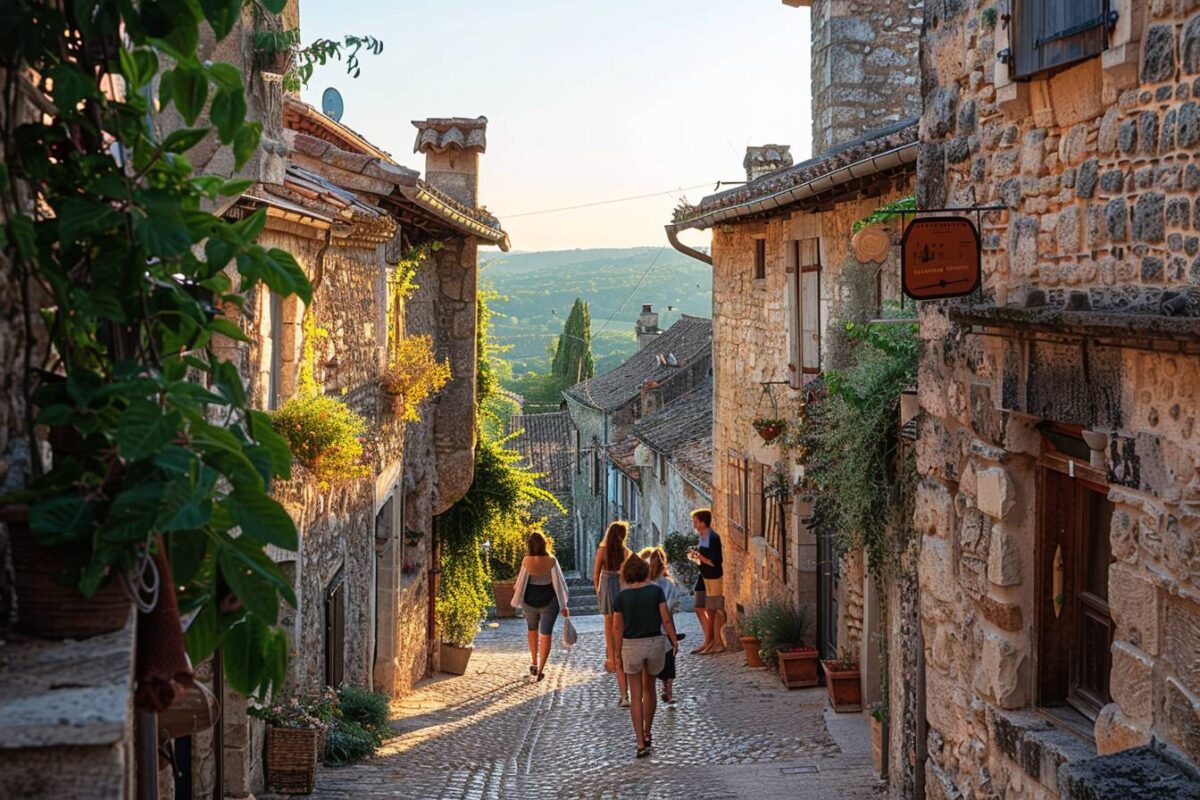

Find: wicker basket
3;505;131;639
266;726;321;795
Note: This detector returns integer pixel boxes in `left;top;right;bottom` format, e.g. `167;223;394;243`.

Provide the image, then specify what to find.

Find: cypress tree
551;298;595;387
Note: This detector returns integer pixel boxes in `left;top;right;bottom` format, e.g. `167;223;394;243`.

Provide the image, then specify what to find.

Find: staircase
564;572;599;616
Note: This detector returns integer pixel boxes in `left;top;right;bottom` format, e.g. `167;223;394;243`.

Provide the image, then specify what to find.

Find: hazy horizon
300;0;812;252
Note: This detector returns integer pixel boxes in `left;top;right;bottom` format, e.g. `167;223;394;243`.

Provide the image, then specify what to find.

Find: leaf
219;549;279;623
265;248;312;304
207;316;249;342
228;207;267;245
209;87;246;144
162;126;210;153
30;495;95;545
58;197;120;245
205;236;237;271
200;0;241;41
232;121;261;170
218;178;253;197
118;400;182;461
135;188;192;257
263;629;289;694
119;47;159;89
222;614;268;696
248;410;292;479
185;597;219;664
168;529;208;584
227;489;298;550
157;476;212;531
206;61;242;91
211;359;246;406
50;62;97;110
171;63;208;125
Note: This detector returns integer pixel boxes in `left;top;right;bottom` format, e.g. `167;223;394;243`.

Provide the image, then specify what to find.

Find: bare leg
537;633;552;674
663;678;673;702
642;670;657;740
603;615;616;671
692;606;710;653
527;628;538;667
698;607;716;653
628;668;645;749
712;608;727;650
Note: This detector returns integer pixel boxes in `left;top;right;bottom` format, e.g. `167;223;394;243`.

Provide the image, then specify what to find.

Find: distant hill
481;246;713;379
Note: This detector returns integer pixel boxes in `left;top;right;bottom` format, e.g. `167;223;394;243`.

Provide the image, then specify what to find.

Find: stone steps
563;572;599;615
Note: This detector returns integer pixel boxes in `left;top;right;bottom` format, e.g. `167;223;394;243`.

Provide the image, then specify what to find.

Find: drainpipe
665;225;713;265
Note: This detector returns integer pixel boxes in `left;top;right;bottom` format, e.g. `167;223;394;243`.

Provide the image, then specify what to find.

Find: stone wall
809;0;923;154
565;398;608;569
710;187;912;628
917;1;1200;795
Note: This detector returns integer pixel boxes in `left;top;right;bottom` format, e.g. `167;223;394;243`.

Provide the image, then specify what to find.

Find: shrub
338;686;391;740
756;599;814;664
487;518;552;582
323;720;377;765
270;393;369;485
663;531;699;592
382;335;451;422
437;552;489;647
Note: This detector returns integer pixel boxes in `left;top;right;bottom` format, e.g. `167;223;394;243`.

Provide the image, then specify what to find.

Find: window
267;291;282;409
754;239;767;280
726;453;748;546
788;238;822;383
1036;428;1114;721
1011;0;1109;79
750;463;766;540
324;569;346;688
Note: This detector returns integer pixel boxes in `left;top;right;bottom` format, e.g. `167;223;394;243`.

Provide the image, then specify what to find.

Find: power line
501;183;711;219
593;246;667;338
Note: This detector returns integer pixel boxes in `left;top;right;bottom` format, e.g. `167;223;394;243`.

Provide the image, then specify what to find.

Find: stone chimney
635;304;661;350
744;145;793;182
412;116;488;207
783;0;920;154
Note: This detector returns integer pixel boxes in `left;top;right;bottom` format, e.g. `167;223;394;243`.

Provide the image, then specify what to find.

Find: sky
300;0;811;252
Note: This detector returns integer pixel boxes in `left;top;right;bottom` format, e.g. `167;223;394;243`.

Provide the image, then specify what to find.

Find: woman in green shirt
613;553;680;758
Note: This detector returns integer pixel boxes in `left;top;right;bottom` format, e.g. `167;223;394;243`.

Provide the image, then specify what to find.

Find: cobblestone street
306;614;883;799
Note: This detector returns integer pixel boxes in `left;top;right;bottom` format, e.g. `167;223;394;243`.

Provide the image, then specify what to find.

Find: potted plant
762;600;819;689
380;335;451;421
437;571;485;675
869;701;886;775
271;393;370;487
752;417;786;443
251;696;329;795
485;525;527;619
823;649;863;711
739;605;767;668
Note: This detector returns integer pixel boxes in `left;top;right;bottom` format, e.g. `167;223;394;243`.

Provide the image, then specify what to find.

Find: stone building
916;0;1200;797
508;411;577;569
563;314;712;561
608;379;714;550
667;0;919;689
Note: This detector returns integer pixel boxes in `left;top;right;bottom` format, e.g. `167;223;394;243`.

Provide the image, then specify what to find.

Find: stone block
976;594;1024;632
1142;24;1177;84
977;467;1015;520
975;631;1028;708
988;526;1023;586
1076;159;1099;199
1094;703;1152;756
1109;564;1159;655
915;479;956;538
1050;59;1105;128
920;535;957;604
1060;745;1200;800
1106;198;1129;242
1110;641;1155;723
1186;14;1200;75
1133;193;1166;242
1164;594;1200;693
1165;677;1200;763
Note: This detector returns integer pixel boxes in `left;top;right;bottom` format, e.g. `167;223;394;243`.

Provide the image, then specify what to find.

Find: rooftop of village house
562;315;712;413
608;378;714;491
669;117;918;230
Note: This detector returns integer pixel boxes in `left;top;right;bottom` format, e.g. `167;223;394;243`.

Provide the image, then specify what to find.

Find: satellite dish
321;87;344;122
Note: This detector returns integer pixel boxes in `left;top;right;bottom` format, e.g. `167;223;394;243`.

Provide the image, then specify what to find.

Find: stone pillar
412;117;487;207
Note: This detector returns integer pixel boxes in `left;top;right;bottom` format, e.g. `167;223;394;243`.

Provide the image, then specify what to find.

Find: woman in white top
511;531;570;681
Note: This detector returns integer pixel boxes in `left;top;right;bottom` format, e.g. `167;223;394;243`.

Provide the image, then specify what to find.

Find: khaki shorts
702;578;725;611
621;636;667;675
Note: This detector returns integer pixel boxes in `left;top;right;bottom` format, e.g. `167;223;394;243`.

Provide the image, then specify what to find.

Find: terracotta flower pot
822;660;863;712
778;647;820;688
740;636;764;668
265;725;320;795
2;505;131;639
440;643;474;676
491;581;516;618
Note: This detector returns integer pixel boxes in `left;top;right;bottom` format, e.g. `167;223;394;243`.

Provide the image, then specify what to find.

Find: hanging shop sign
901;216;981;300
851;225;891;263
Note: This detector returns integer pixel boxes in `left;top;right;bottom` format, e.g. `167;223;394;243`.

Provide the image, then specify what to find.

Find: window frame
754;238;767;281
726;452;748;547
324;568;346;689
788;237;822;379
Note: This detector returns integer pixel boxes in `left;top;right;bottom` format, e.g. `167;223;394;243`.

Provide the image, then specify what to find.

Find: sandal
643;735;652;749
537;670;545;682
619;694;630;707
530;664;538;676
636;746;650;759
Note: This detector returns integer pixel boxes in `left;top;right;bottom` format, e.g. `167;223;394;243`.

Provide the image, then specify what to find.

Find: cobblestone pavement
309;614;883;799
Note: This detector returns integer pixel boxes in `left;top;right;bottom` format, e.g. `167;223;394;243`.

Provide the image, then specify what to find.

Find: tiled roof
509;411;574;495
673;435;713;493
670;118;919;230
634;381;713;492
563;316;713;412
413;117;488;154
284;97;395;163
608;434;641;479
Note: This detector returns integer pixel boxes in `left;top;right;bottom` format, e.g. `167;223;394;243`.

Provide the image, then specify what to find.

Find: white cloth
510;559;570;610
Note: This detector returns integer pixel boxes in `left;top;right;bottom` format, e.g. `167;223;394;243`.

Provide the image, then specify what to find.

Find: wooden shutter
750;463;765;539
754;239;766;280
800;239;821;374
787;240;803;388
1013;0;1108;79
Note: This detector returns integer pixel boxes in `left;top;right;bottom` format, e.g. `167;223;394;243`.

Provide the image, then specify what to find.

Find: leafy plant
250;22;383;93
756;599;814;663
337;685;391;741
382;335;451;422
249;693;331;730
663;531;699;592
870;700;888;723
487;519;552;583
270;393;369;486
0;0;315;697
323;720;377;765
852;195;916;234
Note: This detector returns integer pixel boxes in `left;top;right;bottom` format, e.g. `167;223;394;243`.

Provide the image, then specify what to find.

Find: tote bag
562;616;578;648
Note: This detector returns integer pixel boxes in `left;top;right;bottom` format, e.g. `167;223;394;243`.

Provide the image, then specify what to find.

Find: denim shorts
524;597;560;635
621;635;666;675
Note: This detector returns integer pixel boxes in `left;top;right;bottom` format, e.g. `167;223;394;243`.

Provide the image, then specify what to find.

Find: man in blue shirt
689;508;726;654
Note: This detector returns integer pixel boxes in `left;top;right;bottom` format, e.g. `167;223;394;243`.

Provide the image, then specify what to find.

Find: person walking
511;531;570;682
689;508;726;654
640;547;684;704
593;521;633;704
613;552;680;758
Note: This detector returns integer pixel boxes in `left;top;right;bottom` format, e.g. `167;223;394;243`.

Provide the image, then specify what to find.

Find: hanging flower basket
753;419;786;443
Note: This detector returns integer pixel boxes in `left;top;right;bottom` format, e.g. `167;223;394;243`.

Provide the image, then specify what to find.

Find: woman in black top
613;553;679;758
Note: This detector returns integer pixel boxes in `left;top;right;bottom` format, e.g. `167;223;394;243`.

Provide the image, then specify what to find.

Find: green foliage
270;394;369;486
324;720;378;765
249;19;383;93
382;335;451;422
0;0;320;697
663;531;699;593
337;686;391;735
746;599;814;664
550;298;595;388
801;303;918;581
487;518;553;583
852;195;916;234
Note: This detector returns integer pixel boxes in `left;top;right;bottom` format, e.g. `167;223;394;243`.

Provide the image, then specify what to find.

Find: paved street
307;614;883;799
